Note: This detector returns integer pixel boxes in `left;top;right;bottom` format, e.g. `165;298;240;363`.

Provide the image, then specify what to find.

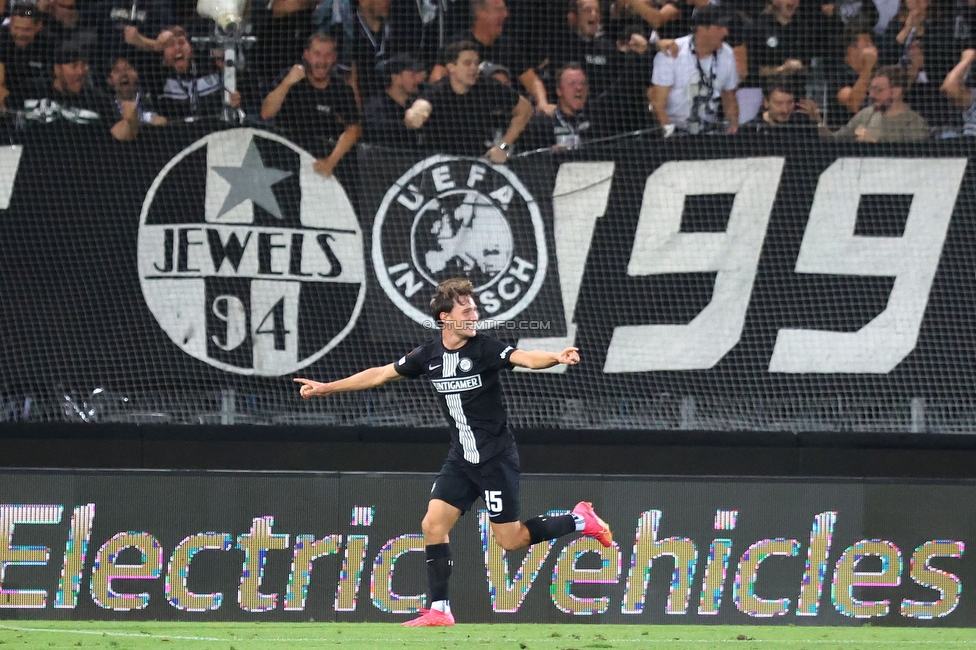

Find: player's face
441;295;480;337
766;89;795;122
305;40;338;81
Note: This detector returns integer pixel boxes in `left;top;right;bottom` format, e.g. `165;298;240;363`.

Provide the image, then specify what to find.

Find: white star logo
211;139;293;219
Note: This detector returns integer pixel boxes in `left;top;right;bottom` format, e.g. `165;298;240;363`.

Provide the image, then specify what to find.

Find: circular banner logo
137;128;365;376
373;155;547;326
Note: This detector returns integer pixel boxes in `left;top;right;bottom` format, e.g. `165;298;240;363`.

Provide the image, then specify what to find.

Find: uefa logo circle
373;155;547;327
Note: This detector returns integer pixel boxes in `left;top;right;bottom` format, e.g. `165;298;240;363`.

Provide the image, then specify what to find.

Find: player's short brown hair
429;278;476;321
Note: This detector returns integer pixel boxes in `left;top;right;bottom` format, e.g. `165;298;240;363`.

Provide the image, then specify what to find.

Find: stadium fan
21;45;139;141
939;47;976;135
522;63;595;150
810;63;929;140
248;0;316;92
153;26;238;123
261;32;361;177
363;53;425;149
328;0;426;104
294;277;613;627
746;0;821;80
822;29;878;125
649;4;740;135
430;0;555;115
554;0;621;97
404;40;532;160
742;78;821;131
78;0;175;79
0;4;56;110
33;0;79;39
874;0;958;126
616;0;748;82
106;56;166;126
610;0;682;40
571;21;657;136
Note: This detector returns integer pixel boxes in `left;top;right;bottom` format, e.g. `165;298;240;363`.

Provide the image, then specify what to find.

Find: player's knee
421;514;447;539
496;536;522;551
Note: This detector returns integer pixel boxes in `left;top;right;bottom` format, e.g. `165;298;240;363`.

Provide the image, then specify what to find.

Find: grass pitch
0;621;972;649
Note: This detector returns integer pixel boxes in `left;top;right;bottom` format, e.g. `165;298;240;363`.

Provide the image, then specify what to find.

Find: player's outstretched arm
294;364;402;399
509;347;580;370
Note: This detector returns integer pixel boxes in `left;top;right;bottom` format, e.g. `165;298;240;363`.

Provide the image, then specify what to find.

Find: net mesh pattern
0;0;973;433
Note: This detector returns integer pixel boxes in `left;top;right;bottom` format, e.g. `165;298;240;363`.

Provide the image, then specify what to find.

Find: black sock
425;543;452;603
523;513;576;545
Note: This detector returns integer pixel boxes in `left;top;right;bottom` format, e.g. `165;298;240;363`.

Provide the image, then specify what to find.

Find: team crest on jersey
373;155;547;326
136;128;365;376
458;357;472;372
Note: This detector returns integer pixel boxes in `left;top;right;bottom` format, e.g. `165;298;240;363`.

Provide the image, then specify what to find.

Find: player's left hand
557;347;580;365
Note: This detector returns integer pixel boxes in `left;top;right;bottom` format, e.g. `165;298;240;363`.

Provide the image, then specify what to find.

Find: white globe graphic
411;189;515;290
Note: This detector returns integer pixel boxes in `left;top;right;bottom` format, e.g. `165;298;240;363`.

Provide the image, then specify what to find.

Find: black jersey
394;332;516;465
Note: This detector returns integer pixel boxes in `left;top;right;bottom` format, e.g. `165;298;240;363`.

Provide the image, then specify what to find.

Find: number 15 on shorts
484;490;503;514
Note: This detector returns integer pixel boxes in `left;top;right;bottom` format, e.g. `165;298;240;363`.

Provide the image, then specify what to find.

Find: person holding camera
0;4;55;110
649;5;740;136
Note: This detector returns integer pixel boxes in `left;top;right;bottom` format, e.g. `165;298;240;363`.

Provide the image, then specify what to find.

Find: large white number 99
769;158;966;374
604;158;784;372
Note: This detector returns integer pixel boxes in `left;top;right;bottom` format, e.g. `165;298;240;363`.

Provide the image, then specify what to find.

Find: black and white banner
2;126;976;424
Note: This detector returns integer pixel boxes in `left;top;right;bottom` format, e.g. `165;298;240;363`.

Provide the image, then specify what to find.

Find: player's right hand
294;378;329;399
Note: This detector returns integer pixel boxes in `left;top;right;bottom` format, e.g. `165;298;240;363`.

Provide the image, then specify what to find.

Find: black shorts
430;447;521;524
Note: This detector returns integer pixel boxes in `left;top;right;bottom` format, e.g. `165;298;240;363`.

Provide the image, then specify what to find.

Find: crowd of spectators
2;0;976;162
